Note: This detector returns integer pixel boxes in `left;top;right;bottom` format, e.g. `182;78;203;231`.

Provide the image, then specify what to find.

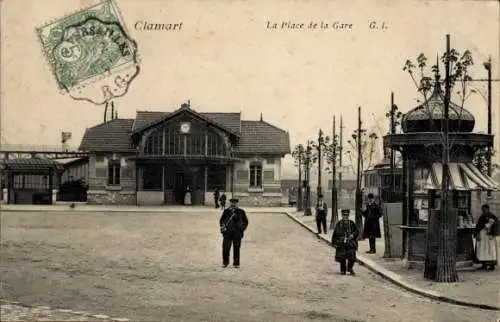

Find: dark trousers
339;259;355;273
215;198;219;208
369;237;376;252
316;216;327;234
222;237;241;265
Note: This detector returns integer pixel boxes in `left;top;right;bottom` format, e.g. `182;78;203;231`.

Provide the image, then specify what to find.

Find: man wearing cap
331;209;359;275
362;193;382;254
219;198;249;268
315;194;328;234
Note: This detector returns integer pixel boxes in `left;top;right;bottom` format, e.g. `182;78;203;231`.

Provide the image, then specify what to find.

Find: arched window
143;123;229;157
144;130;163;155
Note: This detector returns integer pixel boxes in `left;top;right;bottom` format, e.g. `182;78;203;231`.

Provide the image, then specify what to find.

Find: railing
0;144;82;152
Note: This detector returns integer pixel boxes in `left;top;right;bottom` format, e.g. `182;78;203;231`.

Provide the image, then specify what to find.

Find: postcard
1;1;499;321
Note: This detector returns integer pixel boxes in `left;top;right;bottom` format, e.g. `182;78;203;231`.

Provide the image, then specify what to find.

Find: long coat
331;219;359;262
219;207;249;240
362;203;382;239
315;200;328;219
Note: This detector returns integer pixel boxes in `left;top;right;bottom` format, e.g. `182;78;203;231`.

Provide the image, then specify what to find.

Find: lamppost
316;129;324;206
304;141;312;216
484;57;493;198
468;58;499;198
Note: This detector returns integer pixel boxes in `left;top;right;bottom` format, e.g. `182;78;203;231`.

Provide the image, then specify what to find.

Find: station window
249;163;262;188
108;161;121;185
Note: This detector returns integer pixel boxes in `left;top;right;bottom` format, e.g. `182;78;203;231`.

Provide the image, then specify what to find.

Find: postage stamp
36;0;139;105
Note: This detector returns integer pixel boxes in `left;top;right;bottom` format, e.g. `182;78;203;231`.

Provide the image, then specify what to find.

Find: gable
132;108;241;138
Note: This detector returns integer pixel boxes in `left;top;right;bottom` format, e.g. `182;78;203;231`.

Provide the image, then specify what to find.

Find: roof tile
79;119;135;153
236;120;290;155
79;110;290;155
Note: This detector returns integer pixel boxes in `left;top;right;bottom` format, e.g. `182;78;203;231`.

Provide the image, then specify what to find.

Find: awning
424;163;499;191
2;158;64;172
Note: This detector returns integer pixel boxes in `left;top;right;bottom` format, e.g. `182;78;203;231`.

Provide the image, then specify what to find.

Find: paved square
1;211;498;322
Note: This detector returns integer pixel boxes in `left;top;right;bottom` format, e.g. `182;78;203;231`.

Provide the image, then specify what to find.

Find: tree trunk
435;198;459;282
434;34;459;283
424;208;439;280
297;157;303;211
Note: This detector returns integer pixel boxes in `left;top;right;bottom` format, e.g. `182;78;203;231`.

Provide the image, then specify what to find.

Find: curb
283;212;500;312
0;299;130;321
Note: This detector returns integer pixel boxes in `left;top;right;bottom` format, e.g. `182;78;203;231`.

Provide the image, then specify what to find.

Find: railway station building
77;102;291;206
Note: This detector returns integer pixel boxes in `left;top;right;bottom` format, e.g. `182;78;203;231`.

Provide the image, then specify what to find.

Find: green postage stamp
36;0;139;105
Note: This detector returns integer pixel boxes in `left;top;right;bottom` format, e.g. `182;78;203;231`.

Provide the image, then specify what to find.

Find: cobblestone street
1;211;499;322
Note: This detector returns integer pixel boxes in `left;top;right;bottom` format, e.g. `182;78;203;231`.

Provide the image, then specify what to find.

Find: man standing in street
315;194;328;234
219;198;249;268
214;189;220;208
362;193;382;254
331;209;359;275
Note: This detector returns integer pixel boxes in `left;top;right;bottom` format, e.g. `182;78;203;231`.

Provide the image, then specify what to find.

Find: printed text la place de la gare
266;21;388;30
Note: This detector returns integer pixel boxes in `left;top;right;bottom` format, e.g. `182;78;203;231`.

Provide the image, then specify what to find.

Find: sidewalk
285;210;500;311
0;204;294;214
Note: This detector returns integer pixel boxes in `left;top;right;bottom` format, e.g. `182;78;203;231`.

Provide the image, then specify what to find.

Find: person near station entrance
315;194;328;234
362;193;382;254
331;209;359;275
219;192;227;210
184;186;192;205
219;198;249;268
475;204;499;271
214;188;220;208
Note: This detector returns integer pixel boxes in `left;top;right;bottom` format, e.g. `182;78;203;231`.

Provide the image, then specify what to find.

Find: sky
1;0;499;179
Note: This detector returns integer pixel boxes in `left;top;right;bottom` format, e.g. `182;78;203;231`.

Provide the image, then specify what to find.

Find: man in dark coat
214;189;220;208
219;192;227;210
362;193;382;254
331;209;359;275
315;194;328;234
219;198;249;268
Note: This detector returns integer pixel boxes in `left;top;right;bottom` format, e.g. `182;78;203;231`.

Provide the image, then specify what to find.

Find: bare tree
403;45;475;283
345;130;379;177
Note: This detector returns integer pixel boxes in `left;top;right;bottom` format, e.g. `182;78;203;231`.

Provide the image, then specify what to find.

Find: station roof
79;105;291;156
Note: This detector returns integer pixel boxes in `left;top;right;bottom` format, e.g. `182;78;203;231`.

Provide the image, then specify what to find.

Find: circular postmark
52;18;135;89
37;0;140;105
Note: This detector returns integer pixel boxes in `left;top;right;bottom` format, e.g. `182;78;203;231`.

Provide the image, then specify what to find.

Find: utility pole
304;141;312;216
383;92;396;258
390;92;396;193
355;106;363;237
331;115;338;228
317;129;323;207
484;56;492;198
338;116;344;201
104;102;108;122
435;34;459;282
